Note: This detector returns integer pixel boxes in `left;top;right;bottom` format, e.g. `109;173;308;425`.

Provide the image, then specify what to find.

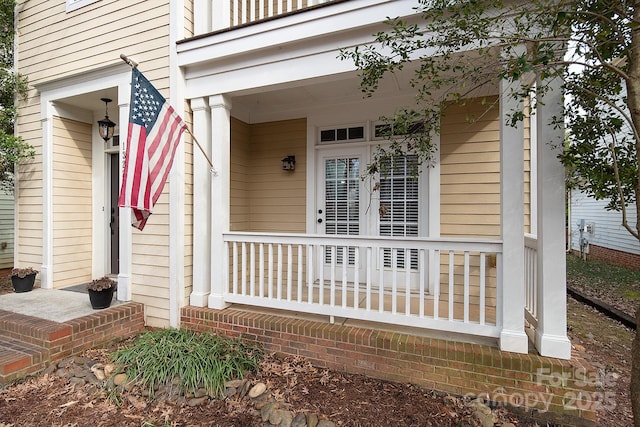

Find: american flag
118;68;188;230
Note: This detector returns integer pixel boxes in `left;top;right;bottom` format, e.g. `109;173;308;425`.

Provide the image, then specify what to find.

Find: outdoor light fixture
97;97;116;143
282;155;296;171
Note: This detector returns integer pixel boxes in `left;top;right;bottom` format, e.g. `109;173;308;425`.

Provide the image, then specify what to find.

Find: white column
117;94;132;302
212;0;231;31
40;114;53;289
208;94;231;309
535;77;572;359
190;97;212;307
499;78;529;354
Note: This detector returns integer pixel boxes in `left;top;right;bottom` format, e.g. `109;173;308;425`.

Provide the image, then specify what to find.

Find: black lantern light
97;97;116;143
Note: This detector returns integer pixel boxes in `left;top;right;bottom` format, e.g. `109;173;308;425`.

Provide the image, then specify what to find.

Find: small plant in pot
9;267;38;293
86;276;117;309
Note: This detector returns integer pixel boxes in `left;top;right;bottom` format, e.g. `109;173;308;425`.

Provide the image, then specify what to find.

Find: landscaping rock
249;382;267;398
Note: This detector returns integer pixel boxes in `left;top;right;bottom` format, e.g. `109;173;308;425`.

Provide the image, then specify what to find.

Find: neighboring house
0;193;14;269
14;0;587;421
569;188;640;269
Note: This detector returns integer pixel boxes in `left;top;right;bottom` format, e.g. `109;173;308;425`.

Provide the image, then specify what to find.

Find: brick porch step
0;335;48;383
0;303;145;384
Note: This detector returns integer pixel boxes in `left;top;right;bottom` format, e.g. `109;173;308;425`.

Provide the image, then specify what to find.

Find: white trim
534;76;571;359
41;114;53;289
66;0;99;12
190;97;212;307
208;94;232;309
498;77;528;354
117;89;132;301
169;0;186;329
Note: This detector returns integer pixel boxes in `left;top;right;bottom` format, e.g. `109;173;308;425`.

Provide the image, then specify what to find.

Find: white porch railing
209;0;335;31
524;234;538;326
223;232;503;338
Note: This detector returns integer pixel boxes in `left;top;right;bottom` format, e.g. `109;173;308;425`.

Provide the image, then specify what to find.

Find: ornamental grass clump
111;328;262;399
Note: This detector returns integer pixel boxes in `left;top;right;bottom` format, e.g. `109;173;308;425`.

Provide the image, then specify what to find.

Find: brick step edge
0;335;48;383
0;310;72;345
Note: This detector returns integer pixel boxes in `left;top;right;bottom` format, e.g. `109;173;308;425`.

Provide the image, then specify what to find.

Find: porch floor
0;288;144;384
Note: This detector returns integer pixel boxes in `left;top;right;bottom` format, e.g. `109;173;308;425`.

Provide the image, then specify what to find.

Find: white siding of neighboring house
0;193;14;269
570;189;640;255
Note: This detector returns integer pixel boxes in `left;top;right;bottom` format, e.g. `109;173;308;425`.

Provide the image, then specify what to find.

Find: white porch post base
39;265;52;290
190;291;210;307
208;294;230;310
535;331;571;360
116;273;131;301
499;330;529;354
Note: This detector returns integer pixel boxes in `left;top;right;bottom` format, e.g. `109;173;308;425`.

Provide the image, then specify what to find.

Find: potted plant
86;276;117;309
9;267;38;293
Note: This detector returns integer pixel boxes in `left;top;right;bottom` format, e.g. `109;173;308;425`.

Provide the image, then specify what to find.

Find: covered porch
178;0;570;360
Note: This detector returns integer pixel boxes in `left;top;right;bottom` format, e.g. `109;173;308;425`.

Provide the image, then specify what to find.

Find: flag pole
119;54;217;175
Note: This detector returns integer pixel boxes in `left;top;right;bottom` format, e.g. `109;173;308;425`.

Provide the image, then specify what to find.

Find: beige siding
184;104;194;305
52;117;92;288
231;118;251;231
247;119;307;233
439;97;501;308
16;0;176;326
0;193;14;269
440;97;501;239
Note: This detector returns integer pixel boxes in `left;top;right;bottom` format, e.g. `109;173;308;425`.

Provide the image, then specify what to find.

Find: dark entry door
110;153;120;274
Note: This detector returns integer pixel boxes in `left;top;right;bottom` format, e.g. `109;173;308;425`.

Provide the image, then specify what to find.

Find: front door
109;153;120;274
316;149;425;289
316;149;365;282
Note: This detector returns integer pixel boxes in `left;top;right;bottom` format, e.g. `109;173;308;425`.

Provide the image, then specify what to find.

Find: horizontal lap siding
248;119;307;233
231;118;251;232
17;0;174;325
52;117;92;288
440;97;500;307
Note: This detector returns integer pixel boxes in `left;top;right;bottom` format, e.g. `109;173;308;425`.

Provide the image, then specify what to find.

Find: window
66;0;99;12
319;125;365;143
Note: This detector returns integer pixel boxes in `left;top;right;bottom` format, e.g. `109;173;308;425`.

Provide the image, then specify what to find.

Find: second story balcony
195;0;340;35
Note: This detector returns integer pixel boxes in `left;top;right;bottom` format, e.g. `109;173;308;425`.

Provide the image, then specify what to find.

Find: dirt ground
0;270;634;426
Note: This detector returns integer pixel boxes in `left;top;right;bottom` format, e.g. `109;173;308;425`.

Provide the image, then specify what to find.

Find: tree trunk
633;308;640;426
625;3;640;425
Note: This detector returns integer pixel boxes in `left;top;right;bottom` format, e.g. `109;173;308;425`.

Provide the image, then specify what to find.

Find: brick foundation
182;306;597;426
574;245;640;270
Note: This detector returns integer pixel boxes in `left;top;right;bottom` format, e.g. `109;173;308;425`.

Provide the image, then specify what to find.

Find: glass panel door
378;155;422;288
317;150;365;282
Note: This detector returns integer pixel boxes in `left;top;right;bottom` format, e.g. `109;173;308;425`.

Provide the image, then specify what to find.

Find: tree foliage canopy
341;0;640;239
0;0;32;193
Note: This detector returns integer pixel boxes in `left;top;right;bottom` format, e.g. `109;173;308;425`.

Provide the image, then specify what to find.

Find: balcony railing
206;0;335;32
223;232;503;338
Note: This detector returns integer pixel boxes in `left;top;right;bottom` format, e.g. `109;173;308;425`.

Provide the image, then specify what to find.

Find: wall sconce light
282;155;296;171
97;97;116;143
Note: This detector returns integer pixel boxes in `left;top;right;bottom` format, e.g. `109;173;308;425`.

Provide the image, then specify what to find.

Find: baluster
241;242;247;295
448;250;454;321
479;252;486;325
463;251;470;323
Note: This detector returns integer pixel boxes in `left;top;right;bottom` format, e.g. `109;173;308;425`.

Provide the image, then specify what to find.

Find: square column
190;97;212;306
535;77;571;359
208;95;231;309
499;78;529;354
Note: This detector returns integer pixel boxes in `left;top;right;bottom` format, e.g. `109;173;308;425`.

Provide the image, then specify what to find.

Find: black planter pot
88;287;115;309
11;273;36;293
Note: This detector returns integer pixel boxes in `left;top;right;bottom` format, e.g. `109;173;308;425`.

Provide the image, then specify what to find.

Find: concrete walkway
0;288;122;323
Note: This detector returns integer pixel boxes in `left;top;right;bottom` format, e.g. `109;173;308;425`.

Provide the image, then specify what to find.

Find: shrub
111;328;262;398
